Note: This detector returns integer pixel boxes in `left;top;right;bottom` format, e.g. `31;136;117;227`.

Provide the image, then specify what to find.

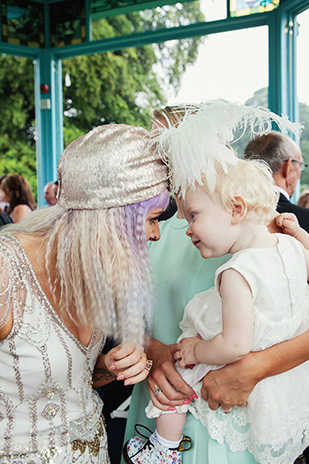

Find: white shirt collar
275;185;290;200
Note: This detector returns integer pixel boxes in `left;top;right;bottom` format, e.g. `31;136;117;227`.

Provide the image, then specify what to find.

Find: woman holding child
123;102;309;464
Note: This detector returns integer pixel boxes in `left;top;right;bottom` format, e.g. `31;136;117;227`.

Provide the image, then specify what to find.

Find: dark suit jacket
277;192;309;233
0;212;13;228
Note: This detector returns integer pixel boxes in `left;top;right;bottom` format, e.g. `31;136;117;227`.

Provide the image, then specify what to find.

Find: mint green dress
122;213;258;464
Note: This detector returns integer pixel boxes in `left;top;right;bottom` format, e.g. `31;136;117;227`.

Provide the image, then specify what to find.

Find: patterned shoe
123;434;192;464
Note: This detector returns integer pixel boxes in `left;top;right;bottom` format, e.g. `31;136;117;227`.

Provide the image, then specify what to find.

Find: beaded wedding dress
0;235;110;464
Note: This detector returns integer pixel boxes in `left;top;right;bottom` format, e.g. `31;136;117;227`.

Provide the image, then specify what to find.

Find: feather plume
154;99;303;195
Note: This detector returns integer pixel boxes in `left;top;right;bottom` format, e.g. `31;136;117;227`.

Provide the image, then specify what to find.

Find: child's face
182;186;234;259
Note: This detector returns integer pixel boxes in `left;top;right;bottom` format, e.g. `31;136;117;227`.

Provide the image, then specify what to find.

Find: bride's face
145;207;163;241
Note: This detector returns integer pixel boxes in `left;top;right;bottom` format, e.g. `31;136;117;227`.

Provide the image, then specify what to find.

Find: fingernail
109;364;115;371
117;374;124;380
183;399;191;405
192;393;198;399
124;379;131;386
168;407;176;411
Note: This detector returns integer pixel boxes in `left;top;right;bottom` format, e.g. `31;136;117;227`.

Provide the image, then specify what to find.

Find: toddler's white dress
146;234;309;464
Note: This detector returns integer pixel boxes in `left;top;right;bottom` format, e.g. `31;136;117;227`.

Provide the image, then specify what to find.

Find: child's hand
105;343;152;386
275;212;301;237
174;335;202;368
267;213;282;233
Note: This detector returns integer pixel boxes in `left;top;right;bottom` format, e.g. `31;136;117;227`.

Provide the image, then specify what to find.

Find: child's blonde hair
201;158;278;226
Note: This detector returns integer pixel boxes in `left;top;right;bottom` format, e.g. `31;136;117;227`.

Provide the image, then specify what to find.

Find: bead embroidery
0;235;107;463
41;404;60;421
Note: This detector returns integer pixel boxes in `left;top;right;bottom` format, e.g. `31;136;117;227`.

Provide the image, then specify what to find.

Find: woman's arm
11;204;31;223
201;329;309;410
146;338;194;411
93;353;117;387
93;343;150;388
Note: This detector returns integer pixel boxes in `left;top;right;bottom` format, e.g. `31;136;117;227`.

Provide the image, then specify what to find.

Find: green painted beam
0;42;39;58
90;0;183;19
52;13;268;59
280;0;309;13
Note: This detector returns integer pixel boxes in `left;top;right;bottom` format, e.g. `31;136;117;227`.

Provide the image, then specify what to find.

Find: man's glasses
282;158;308;172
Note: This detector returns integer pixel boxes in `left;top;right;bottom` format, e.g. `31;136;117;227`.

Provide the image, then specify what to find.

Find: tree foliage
0;55;35;143
0;3;203;198
63;2;204;139
0;133;37;194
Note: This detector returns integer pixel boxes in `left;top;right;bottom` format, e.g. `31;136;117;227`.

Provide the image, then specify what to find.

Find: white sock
150;429;182;450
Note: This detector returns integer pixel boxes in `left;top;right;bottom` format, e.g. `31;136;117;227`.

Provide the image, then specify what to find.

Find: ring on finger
145;359;153;371
220;406;233;414
154;388;162;397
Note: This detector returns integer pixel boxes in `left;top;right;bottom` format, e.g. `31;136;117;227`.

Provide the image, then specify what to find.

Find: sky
166;1;309;106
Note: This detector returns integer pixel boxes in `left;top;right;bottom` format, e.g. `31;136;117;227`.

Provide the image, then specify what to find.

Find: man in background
244;131;309;232
44;181;58;206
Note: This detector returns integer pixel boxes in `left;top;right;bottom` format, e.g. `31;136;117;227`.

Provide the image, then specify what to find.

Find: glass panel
229;0;279;18
90;0;181;18
201;0;226;21
50;0;86;47
169;26;268;104
61;32;203;137
91;1;207;41
297;8;309;190
1;0;44;48
167;26;268;155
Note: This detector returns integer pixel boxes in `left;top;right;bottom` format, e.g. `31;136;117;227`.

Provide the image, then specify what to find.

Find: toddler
125;158;309;464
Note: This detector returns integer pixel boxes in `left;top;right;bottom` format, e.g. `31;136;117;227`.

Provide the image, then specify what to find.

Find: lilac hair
123;188;170;252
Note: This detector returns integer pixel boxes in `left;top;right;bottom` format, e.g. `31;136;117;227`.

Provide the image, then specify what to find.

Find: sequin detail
57;124;168;210
0;235;108;463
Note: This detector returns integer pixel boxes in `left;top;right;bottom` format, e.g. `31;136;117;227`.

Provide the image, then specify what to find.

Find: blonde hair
201;158;278;226
153;104;200;128
1;188;169;344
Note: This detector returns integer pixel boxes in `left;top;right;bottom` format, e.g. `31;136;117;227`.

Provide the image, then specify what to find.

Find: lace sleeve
0;248;13;330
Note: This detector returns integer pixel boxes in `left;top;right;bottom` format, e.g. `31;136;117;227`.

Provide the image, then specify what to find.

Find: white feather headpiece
154;99;303;195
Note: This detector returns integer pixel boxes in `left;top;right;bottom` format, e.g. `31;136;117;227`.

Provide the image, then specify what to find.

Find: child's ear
231;196;247;225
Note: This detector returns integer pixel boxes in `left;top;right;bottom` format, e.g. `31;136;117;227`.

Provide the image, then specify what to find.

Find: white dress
146;234;309;464
0;235;110;464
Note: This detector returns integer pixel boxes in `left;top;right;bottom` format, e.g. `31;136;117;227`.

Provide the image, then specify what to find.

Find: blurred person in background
0;174;36;223
298;190;309;208
0;175;10;213
44;180;58;206
244;132;309;232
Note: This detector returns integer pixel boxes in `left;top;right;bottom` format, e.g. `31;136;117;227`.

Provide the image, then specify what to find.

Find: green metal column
268;5;298;122
268;8;287;116
268;4;299;200
34;51;63;207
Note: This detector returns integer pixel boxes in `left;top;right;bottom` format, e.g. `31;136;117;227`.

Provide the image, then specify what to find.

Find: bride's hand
105;343;152;386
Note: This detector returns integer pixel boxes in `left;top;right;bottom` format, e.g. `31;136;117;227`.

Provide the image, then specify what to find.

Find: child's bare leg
156;412;187;443
124;412;189;463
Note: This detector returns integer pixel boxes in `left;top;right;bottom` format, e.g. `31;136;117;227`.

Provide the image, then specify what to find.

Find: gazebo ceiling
1;0;284;50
